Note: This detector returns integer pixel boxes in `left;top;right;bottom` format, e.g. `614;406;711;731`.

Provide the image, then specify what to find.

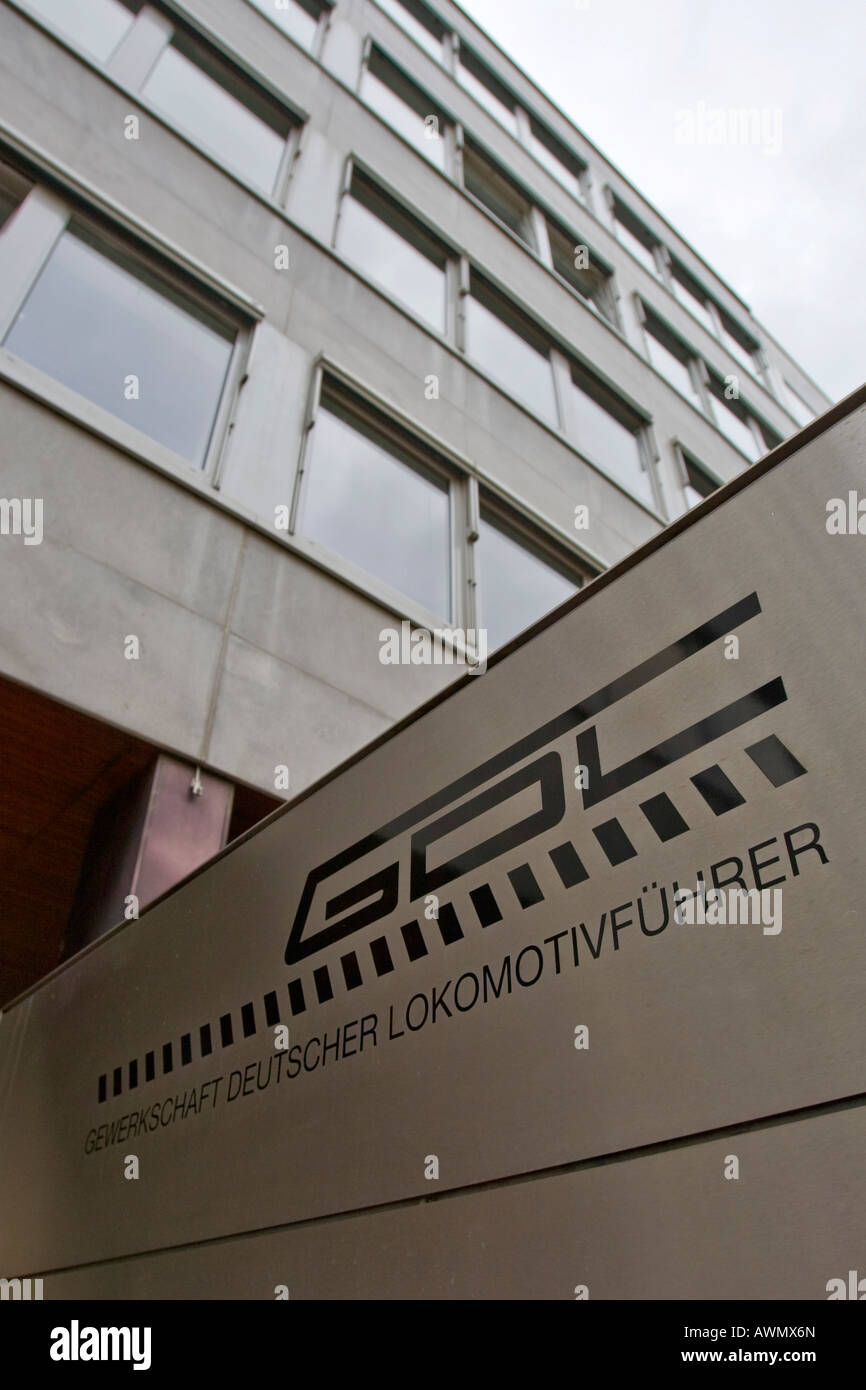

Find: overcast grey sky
459;0;864;403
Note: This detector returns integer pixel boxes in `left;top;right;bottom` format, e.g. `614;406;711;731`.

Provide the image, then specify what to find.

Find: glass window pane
570;376;652;505
671;272;717;336
465;295;557;425
709;395;761;460
23;0;136;62
644;330;702;408
719;321;757;375
142;45;286;193
463;148;534;246
337;195;446;332
247;0;319;49
301;406;451;616
457;61;518;133
784;380;815;428
614;219;659;277
4;229;235;464
548;223;614;324
683;456;717;508
478;516;578;650
375;0;444;61
528;129;582;198
361;68;445;168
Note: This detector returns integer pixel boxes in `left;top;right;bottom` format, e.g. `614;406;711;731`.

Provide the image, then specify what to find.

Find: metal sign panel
1;394;865;1277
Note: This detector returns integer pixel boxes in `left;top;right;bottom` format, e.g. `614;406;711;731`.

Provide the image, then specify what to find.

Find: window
141;33;292;194
705;374;779;462
477;510;579;650
0;161;32;231
375;0;447;62
361;49;446;168
569;364;653;506
337;171;448;331
462;142;535;248
611;202;660;278
246;0;324;50
4;224;237;465
669;261;717;337
783;380;816;428
642;312;703;410
680;452;718;509
547;219;616;325
21;0;140;63
528;118;584;198
465;276;558;426
300;380;452;617
457;47;518;133
717;309;759;376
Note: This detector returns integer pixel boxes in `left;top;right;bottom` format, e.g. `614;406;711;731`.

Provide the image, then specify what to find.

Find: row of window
338;164;654;503
0;157;585;648
372;0;819;427
640;305;781;462
17;0;818;438
375;0;589;201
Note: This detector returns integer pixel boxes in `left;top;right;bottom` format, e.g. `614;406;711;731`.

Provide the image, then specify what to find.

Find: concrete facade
0;0;832;974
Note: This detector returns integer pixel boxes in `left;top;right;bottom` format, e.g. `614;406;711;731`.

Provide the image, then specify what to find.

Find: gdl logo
284;592;802;980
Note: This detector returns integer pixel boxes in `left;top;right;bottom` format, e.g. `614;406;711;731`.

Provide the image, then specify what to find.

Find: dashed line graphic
96;594;808;1102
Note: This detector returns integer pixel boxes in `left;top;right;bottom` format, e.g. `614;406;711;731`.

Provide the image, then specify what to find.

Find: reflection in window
718;313;758;375
0;162;32;231
670;263;717;336
547;220;616;325
465;279;557;426
300;388;451;617
361;50;446;168
463;144;535;248
4;227;235;464
706;379;762;461
682;453;718;509
613;213;659;278
643;319;702;409
375;0;446;62
247;0;321;50
528;119;584;198
570;366;652;506
784;380;816;428
22;0;138;62
478;513;578;650
337;174;448;331
142;41;289;193
458;50;518;133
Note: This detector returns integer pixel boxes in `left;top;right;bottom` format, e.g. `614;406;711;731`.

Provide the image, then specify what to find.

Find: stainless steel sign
1;399;865;1278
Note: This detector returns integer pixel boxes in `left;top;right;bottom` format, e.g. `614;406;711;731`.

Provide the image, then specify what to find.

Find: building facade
0;0;831;1005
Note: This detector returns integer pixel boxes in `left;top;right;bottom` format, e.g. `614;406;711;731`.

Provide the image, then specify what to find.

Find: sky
458;0;865;403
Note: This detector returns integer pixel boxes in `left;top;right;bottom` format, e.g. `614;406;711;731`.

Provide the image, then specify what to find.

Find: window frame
359;42;451;171
474;493;587;650
704;370;780;461
243;0;332;57
463;269;561;428
0;167;253;479
456;43;520;133
546;215;618;326
291;365;464;626
673;441;721;510
461;137;537;250
333;160;455;335
372;0;450;64
567;356;659;511
637;300;707;410
139;20;300;202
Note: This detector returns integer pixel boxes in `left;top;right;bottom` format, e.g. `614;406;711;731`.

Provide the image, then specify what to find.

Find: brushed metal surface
1;403;865;1274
